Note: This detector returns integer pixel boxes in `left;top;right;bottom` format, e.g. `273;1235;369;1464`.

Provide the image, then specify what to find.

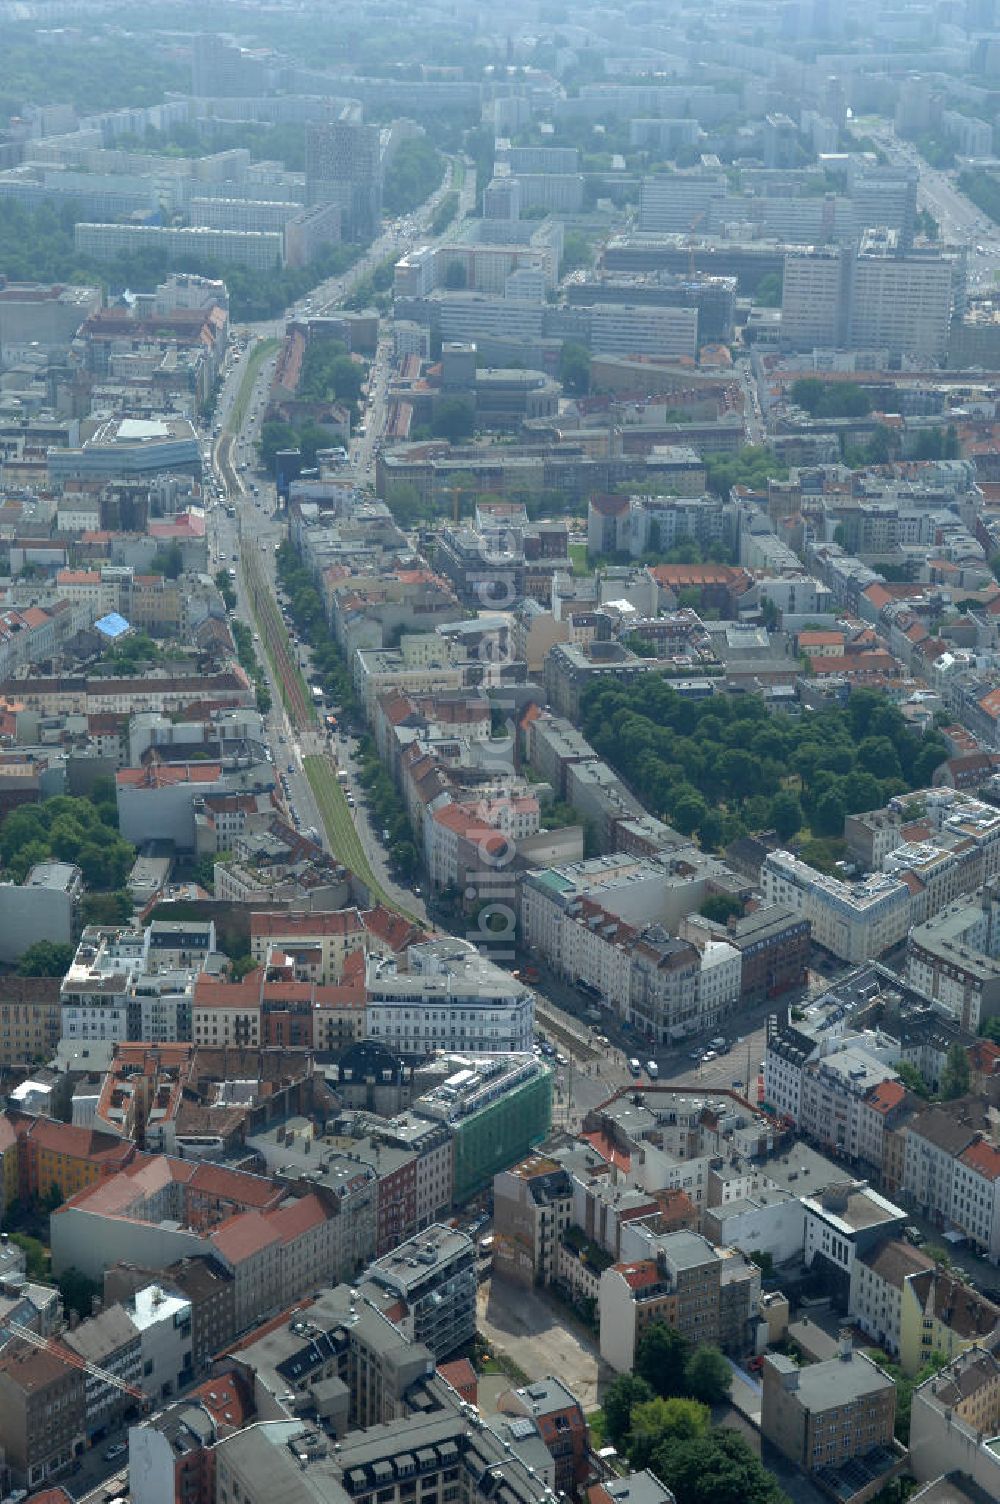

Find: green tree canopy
558;341;591;396
790;378;872;419
699;893;744;924
629;1397;709;1467
82;890;133;926
576;681;942;855
941;1042;971;1101
704;446;788;498
260;419;300;471
58;1266;100;1321
769;791;803;842
602;1372;654;1449
432;397;475;443
650;1428;788;1504
382;137;443;215
682;1346;731;1405
635;1321;691;1397
16;940;74;977
150;539;184;578
896;1061;932;1099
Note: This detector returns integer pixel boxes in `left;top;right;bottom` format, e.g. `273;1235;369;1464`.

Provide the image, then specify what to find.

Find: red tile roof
580;1130;631;1173
438;1357;477;1403
188;1161;281;1208
21;1116;135;1167
268;1193;329;1243
613;1260;661;1292
649;564;749;588
209;1211;281;1264
193;972;262;1009
959;1139;1000;1181
190;1372;252;1430
117;764;223;788
361;904;424;952
968;1040;1000;1074
865;1079;907;1115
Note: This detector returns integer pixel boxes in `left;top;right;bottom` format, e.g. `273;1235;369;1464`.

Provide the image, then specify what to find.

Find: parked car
104;1443;127;1462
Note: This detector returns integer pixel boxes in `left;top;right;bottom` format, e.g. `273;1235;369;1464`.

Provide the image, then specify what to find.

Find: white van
628;1057;641;1077
646;1060;659;1079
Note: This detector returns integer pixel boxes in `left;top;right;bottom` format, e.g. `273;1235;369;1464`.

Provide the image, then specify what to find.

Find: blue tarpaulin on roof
94;612;132;639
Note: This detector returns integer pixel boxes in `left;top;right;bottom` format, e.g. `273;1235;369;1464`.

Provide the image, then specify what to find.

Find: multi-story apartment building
365;940;534;1056
850;1240;1000;1375
104;1254;235;1377
61;1304;143;1440
781;231;959;357
598;1229;726;1373
909;1346;1000;1493
797;1045;899;1162
780;247;847;350
497;1377;589;1496
365;1225;476;1359
638;173;728;233
906;882;1000;1033
762;850;911;963
848;229;957;359
188;196;302;233
0;1342;86;1488
371;1113;453;1233
493;1153;576;1287
803;1181;908;1309
762;1344;896;1476
0;861;82;967
0;976;62;1069
902;1105;981;1242
248;909;369;983
679;905;810;1004
74;221;284;270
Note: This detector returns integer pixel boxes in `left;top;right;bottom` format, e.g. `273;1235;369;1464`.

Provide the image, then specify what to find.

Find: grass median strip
226;337;280;434
304;756;420;924
241;552;312;724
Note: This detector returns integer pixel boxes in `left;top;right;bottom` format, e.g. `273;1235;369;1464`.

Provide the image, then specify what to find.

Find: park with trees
0;784;135;971
578;682;949;859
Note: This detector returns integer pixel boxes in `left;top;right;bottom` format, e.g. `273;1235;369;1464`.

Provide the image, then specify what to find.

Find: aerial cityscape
4;5;1000;1504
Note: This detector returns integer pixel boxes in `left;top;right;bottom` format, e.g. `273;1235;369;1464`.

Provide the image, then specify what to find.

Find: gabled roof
210;1211;281;1265
959;1138;1000;1181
